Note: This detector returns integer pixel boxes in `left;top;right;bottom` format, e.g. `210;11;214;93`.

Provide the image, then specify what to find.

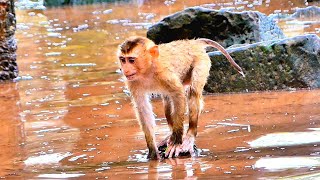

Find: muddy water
0;0;320;179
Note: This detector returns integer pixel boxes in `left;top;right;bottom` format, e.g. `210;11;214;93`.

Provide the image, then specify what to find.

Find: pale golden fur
118;36;244;159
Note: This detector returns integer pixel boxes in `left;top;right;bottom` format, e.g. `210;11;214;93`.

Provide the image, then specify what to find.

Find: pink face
119;56;138;81
118;39;157;82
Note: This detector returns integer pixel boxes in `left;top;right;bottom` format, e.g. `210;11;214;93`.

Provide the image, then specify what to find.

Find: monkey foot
166;143;182;158
157;135;170;149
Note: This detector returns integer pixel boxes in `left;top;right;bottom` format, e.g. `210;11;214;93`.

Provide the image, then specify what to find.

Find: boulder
44;0;117;7
290;6;320;19
0;0;18;81
205;34;320;93
147;7;285;48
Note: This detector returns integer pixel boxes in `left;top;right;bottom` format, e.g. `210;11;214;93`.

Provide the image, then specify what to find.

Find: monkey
117;36;244;159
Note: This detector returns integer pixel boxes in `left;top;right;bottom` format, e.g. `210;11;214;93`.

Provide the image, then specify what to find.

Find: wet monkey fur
117;36;244;159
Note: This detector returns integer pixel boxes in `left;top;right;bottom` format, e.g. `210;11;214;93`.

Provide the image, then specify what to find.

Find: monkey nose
124;71;131;75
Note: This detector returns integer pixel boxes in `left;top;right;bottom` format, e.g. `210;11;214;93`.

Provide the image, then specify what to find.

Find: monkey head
118;36;159;81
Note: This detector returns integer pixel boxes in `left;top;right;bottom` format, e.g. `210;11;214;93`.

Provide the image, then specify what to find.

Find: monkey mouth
125;73;137;80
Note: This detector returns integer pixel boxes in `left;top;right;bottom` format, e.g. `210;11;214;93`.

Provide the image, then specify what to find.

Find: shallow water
0;0;320;179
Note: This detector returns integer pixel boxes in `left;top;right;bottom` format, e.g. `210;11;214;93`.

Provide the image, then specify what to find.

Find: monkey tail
198;38;245;77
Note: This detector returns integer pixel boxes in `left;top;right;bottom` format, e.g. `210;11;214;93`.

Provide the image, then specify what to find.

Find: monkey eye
119;57;126;64
128;57;136;64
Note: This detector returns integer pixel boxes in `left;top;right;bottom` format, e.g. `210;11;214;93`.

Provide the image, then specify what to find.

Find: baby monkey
118;36;244;159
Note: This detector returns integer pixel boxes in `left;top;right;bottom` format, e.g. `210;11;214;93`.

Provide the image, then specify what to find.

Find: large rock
44;0;117;7
147;7;285;47
290;6;320;19
0;0;18;81
205;34;320;93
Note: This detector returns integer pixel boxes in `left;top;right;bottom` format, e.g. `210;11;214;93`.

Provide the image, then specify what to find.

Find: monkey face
118;46;153;81
118;36;159;82
119;55;139;81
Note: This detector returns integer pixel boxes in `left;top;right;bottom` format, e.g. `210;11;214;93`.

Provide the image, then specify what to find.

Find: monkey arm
169;91;186;144
163;90;186;158
156;75;187;157
131;93;160;159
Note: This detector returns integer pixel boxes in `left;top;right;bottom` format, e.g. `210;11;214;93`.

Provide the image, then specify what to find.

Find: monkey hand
181;134;196;156
147;148;161;160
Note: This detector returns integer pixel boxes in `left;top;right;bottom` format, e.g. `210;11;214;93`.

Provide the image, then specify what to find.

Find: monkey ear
149;45;159;58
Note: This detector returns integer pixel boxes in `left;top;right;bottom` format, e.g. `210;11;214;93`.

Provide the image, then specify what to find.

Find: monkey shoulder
160;40;194;49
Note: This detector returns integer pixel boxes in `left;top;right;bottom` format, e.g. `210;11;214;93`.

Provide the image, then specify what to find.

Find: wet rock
147;7;285;47
205;34;320;93
44;0;69;7
44;0;118;7
0;0;18;81
290;6;320;19
15;0;46;10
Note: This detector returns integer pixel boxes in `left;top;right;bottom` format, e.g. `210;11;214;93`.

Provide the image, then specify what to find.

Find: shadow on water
0;0;320;179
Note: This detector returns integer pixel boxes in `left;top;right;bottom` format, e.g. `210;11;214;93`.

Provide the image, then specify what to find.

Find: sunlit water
0;0;319;179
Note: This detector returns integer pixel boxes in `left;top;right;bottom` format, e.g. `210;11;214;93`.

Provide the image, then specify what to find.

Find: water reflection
24;152;72;166
255;157;320;171
249;131;320;148
38;173;85;178
0;83;23;177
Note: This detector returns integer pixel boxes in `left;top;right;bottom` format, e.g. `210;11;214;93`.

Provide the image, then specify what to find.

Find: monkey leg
182;57;210;155
187;87;203;136
132;94;160;159
181;87;203;155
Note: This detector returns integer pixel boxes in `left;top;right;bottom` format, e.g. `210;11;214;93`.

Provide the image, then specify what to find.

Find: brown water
0;0;320;179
